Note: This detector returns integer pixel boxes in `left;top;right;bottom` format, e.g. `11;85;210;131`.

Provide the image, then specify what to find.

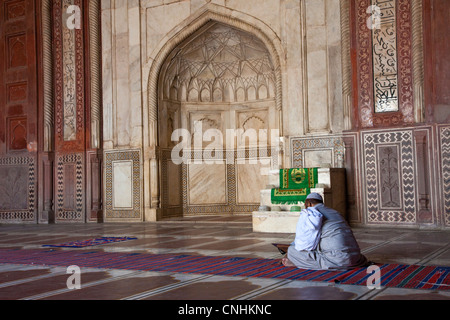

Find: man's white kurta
287;203;368;270
294;207;323;251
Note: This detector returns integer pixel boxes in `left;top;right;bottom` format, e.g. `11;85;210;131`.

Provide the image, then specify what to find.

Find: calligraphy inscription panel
371;0;399;113
62;0;77;141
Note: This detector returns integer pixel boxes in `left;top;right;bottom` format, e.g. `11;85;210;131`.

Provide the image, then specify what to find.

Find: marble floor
0;215;450;301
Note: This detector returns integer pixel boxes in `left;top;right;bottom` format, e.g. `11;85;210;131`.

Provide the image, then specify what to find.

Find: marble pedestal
252;168;346;233
252;211;300;233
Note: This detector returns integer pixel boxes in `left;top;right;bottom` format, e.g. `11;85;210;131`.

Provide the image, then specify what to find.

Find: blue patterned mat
42;237;138;248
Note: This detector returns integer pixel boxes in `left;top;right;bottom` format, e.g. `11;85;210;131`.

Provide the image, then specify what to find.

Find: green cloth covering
271;168;318;204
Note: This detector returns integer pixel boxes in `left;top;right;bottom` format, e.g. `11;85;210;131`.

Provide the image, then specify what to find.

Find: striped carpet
0;248;449;291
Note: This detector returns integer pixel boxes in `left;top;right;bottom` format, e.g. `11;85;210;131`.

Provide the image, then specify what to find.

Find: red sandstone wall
424;0;450;124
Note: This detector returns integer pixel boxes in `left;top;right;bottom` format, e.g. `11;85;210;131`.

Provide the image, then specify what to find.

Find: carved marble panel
440;126;450;226
376;144;402;210
291;135;345;169
189;112;224;149
0;156;35;223
0;166;28;210
54;0;85;150
362;130;416;224
236;109;269;148
56;153;84;222
177;149;269;216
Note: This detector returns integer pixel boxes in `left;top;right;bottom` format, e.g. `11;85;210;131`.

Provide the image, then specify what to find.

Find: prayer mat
271;168;319;204
42;237;138;248
0;248;449;291
272;243;289;255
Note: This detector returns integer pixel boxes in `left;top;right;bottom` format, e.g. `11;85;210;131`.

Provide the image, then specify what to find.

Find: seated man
282;193;368;271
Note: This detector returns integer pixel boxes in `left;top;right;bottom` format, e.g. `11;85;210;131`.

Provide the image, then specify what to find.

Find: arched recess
144;6;285;220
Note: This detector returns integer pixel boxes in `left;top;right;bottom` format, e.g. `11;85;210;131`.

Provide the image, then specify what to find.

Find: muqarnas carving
163;23;276;103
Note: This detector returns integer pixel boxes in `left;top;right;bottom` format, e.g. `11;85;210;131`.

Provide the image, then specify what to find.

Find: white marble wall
303;0;343;135
188;162;227;205
102;0;142;150
101;0;345;220
236;163;268;204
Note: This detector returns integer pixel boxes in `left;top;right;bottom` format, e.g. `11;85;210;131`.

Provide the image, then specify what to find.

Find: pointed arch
143;5;285;219
145;5;284;148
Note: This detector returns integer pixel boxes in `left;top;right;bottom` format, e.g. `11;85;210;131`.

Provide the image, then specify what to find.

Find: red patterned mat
0;248;449;290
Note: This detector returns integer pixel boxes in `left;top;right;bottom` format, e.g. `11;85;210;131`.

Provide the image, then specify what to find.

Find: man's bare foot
281;257;296;267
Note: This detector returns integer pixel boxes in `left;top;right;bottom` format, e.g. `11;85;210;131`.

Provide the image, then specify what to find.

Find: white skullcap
306;192;323;202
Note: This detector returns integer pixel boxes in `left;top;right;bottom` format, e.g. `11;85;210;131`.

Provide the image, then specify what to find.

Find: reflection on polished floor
1;215;450;300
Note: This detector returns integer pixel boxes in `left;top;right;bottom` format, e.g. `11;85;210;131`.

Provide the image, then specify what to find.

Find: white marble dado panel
159;101;181;148
303;149;333;168
236;162;268;204
112;161;133;209
104;150;142;221
167;160;182;206
188;162;227;205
